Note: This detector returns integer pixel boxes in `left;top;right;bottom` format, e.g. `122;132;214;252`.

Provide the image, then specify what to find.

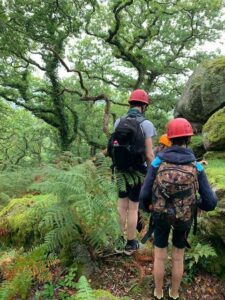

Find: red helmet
128;89;149;105
167;118;194;139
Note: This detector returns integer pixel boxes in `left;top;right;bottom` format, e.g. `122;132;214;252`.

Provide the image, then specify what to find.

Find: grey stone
175;57;225;130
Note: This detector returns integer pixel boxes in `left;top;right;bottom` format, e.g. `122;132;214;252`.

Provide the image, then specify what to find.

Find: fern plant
0;245;57;299
114;169;145;193
35;159;120;260
0;268;33;300
185;242;217;270
73;276;96;300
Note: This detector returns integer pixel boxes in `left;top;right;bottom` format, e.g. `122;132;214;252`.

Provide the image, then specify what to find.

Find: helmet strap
141;105;148;114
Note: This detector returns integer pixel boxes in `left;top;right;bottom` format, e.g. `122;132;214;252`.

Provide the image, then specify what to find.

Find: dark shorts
117;168;146;203
153;217;190;249
118;181;142;202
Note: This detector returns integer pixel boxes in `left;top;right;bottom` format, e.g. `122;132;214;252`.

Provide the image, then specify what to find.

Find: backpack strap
135;115;145;124
192;161;201;235
158;186;192;201
141;215;154;244
193;205;198;235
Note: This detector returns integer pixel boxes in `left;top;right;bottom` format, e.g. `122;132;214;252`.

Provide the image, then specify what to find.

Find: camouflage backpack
152;161;199;224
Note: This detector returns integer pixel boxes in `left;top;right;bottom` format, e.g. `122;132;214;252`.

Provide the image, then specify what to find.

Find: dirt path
91;250;225;300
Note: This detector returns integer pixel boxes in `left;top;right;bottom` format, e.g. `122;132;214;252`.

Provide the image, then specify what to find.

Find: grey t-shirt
114;118;157;139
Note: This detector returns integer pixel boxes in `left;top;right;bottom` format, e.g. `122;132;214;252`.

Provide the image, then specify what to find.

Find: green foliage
59;267;77;289
185;242;217;270
0;168;38;204
94;289;119;300
0;245;57;300
182;232;217;283
204;151;225;160
38;283;55;299
0;0;225;151
201;247;225;280
145;108;169;138
35;159;120;260
0;102;56;169
74;276;96;300
115;170;145;193
0;269;33;300
194;159;225;278
0;158;120;262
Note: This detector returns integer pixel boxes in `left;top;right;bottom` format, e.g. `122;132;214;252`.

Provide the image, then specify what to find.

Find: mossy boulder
0;194;55;248
198;159;225;277
202;107;225;150
175;57;225;130
205;159;225;191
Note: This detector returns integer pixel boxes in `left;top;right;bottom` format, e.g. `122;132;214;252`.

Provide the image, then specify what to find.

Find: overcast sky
200;32;225;54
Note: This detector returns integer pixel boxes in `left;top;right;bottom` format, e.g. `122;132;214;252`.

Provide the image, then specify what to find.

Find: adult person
139;118;217;299
109;89;156;255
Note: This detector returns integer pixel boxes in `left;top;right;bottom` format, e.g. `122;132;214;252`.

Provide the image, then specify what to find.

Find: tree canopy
0;0;224;150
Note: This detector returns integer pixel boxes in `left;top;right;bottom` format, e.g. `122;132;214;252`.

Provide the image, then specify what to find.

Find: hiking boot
124;239;139;255
114;236;126;254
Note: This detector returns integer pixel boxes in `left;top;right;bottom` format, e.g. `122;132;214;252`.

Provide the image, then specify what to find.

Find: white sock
154;288;163;299
169;288;179;299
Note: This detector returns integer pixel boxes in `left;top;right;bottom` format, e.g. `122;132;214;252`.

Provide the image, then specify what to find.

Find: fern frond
74;276;96;300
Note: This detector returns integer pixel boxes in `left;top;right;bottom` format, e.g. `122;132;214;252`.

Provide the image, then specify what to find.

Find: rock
0;195;55;247
175;57;225;129
202;107;225;150
198;160;225;277
199;198;225;244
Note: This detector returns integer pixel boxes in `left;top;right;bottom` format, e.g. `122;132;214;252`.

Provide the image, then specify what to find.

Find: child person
139;118;217;300
136;134;171;234
154;134;172;156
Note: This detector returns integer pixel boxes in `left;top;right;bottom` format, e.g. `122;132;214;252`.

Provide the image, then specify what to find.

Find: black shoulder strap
115;117;125;128
125;113;145;123
141;215;154;244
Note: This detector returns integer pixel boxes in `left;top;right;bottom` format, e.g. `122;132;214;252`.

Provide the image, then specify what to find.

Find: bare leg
153;246;167;298
127;200;139;240
117;198;129;234
170;246;185;298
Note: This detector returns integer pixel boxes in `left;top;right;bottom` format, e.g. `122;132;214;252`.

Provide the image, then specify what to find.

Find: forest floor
91;247;225;300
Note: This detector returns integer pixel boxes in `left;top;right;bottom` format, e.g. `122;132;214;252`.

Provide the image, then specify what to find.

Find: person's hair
171;136;191;146
129;101;146;108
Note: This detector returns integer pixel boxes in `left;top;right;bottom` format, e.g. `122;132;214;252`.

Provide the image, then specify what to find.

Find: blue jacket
139;146;217;212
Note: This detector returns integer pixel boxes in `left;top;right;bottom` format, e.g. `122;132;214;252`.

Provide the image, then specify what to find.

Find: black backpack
108;115;146;171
